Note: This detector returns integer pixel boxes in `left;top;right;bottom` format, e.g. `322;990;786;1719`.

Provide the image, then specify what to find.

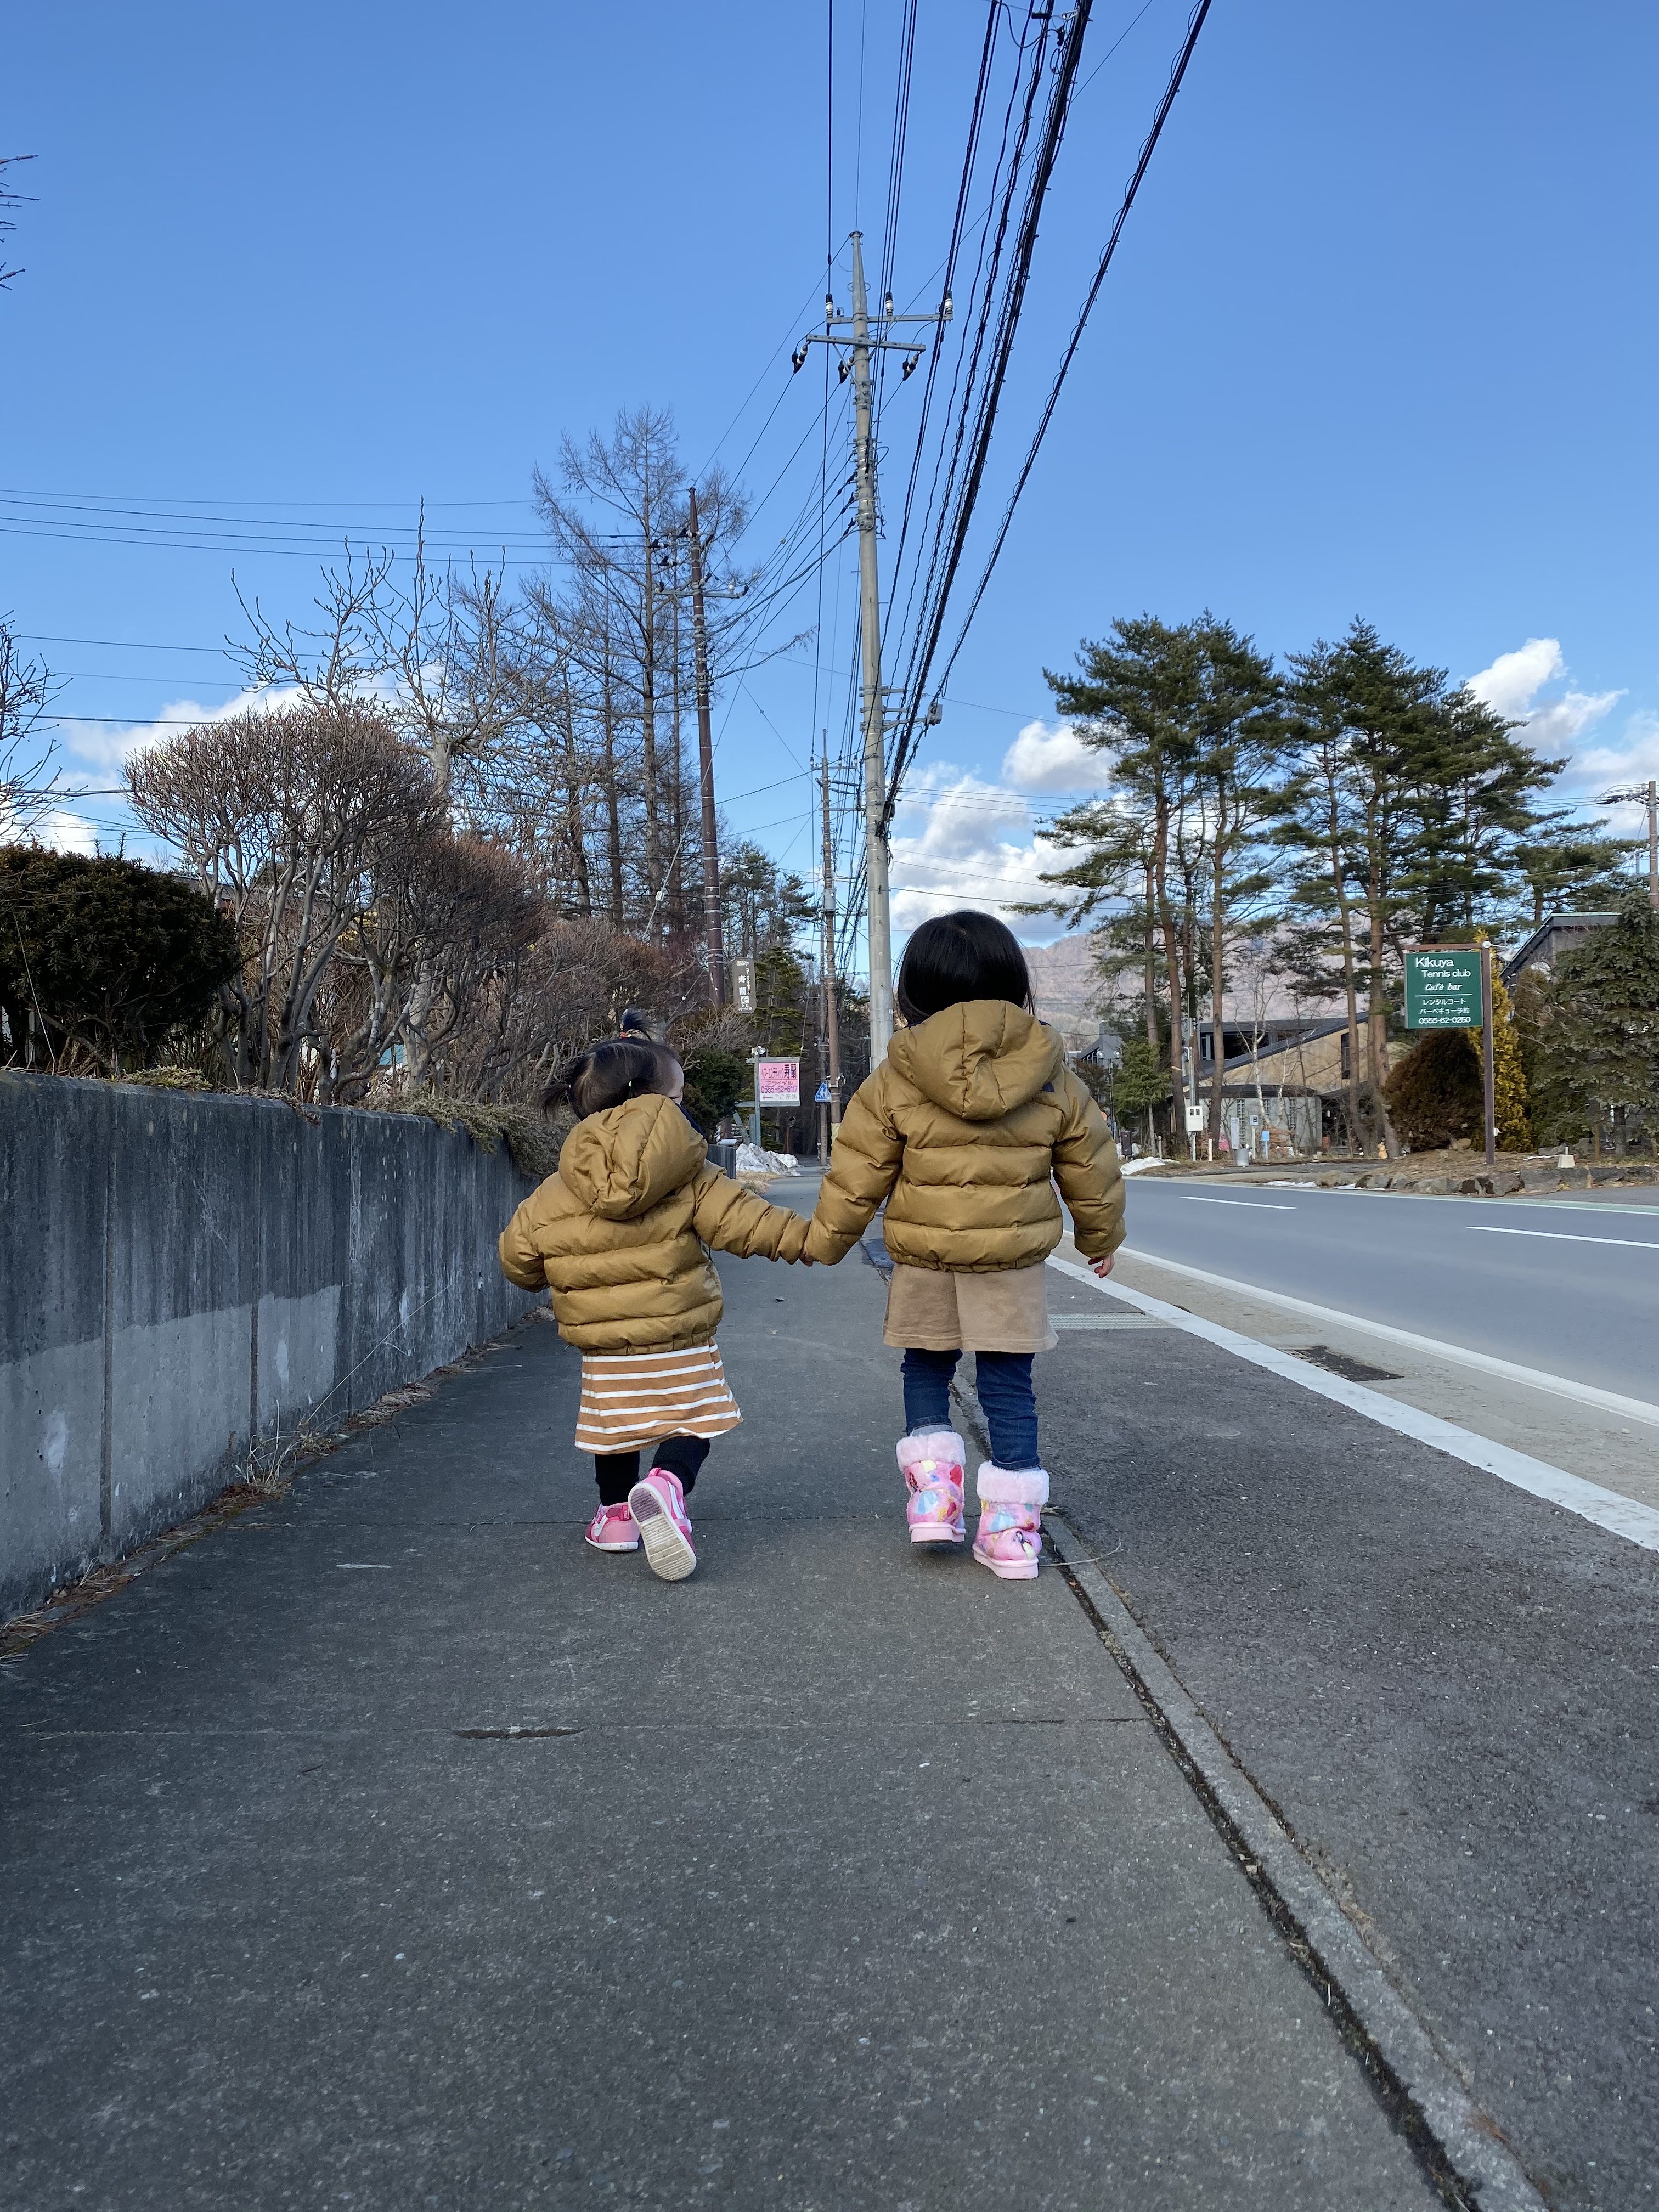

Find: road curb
950;1367;1545;2210
1044;1515;1549;2212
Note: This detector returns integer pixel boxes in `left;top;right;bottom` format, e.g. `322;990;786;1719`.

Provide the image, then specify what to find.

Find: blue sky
5;2;1656;949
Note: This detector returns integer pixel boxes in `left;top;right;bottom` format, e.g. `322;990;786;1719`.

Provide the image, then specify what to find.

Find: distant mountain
1022;934;1108;1050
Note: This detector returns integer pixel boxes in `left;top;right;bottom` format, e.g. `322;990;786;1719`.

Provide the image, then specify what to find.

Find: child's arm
802;1074;903;1263
499;1187;553;1290
690;1170;810;1262
1052;1073;1126;1265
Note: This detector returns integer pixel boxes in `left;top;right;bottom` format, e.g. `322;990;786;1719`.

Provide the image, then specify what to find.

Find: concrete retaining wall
1;1074;539;1619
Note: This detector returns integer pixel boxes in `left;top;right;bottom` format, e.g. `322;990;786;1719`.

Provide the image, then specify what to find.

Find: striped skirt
573;1343;743;1456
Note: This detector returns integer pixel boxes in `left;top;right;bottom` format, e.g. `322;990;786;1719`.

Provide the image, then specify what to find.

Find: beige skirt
883;1261;1056;1353
573;1344;742;1455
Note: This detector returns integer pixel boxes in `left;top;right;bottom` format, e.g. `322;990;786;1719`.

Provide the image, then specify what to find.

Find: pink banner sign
756;1057;801;1106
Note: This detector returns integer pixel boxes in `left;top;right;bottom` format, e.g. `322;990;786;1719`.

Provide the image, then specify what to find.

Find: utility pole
685;485;725;1003
1600;777;1659;910
796;232;950;1062
848;232;893;1062
819;744;843;1151
1480;941;1497;1169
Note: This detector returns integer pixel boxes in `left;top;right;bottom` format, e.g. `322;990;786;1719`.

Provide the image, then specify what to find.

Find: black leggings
595;1433;710;1508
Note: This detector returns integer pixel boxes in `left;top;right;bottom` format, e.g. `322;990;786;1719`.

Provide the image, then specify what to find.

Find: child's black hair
543;1037;682;1120
894;909;1034;1025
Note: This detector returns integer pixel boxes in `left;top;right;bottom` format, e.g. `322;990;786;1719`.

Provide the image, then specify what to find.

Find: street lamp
1596;778;1658;910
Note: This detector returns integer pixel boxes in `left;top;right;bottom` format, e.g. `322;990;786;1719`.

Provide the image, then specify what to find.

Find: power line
889;0;1216;810
0;485;532;510
885;2;1093;812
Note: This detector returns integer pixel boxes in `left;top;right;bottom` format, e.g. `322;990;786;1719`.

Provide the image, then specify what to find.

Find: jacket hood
887;1000;1063;1121
557;1092;707;1220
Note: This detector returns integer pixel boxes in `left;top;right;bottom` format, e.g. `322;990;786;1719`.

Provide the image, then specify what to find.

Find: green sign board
1403;947;1483;1029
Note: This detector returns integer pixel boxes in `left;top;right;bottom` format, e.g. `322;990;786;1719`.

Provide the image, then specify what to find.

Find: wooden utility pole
686;485;725;1003
847;232;894;1063
819;746;843;1152
795;233;950;1063
1481;941;1497;1169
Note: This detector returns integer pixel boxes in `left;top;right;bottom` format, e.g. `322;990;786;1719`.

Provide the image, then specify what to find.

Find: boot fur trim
897;1429;966;1474
976;1464;1049;1507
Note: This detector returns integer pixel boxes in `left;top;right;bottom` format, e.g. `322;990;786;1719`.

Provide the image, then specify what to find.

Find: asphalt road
1122;1177;1659;1404
1040;1259;1659;2212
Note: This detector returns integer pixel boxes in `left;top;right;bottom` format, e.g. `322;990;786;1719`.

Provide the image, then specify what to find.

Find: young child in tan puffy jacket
500;1037;809;1581
804;910;1124;1581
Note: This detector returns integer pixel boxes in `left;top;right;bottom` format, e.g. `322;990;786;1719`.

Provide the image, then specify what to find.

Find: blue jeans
901;1347;1039;1470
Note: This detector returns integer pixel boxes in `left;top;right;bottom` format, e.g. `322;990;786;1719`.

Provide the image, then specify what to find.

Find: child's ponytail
547;1037;682;1120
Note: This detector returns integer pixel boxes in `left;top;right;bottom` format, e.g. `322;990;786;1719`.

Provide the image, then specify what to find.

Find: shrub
1383;1028;1482;1151
1473;963;1531;1151
0;847;240;1073
680;1046;751;1133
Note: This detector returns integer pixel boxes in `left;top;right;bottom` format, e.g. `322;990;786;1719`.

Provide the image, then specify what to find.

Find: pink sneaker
584;1500;640;1553
972;1466;1048;1581
898;1429;967;1546
627;1469;697;1582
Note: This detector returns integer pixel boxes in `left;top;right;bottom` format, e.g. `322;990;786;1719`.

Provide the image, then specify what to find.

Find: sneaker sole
585;1532;641;1553
972;1543;1040;1581
628;1482;697;1582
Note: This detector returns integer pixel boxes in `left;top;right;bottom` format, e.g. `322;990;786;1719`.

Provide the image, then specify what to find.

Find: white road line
1470;1226;1659;1251
1048;1256;1659;1555
1104;1245;1659;1431
1178;1196;1296;1210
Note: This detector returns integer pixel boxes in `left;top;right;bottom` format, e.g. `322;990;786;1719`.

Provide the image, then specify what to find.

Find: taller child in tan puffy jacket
804;911;1124;1581
500;1037;808;1582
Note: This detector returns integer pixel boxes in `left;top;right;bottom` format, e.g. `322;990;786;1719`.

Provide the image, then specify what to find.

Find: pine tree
1529;891;1659;1154
1108;1033;1171;1148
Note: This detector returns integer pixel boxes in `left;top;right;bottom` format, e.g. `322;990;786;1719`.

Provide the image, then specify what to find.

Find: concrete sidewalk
2;1184;1437;2210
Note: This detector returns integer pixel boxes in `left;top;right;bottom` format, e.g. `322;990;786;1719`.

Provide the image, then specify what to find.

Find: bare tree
1;154;35;292
230;544;397;711
0;616;59;837
535;409;685;928
368;516;517;809
317;826;541;1099
127;702;436;1090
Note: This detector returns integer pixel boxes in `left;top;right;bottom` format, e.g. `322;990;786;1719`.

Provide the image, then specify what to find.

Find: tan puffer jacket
804;1000;1124;1271
499;1093;809;1350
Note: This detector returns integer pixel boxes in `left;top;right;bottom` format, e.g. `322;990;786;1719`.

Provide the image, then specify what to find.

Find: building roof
1501;911;1619;987
1220;1017;1350;1074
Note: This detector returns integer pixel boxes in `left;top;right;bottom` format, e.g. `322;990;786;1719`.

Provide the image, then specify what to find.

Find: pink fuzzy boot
973;1465;1048;1580
897;1429;967;1546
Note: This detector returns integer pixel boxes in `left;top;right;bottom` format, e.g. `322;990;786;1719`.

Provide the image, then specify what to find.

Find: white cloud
888;764;1066;940
35;809;100;856
0;798;101;854
1570;712;1659;812
1465;636;1622;757
1000;718;1101;794
53;682;305;774
1466;637;1564;720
